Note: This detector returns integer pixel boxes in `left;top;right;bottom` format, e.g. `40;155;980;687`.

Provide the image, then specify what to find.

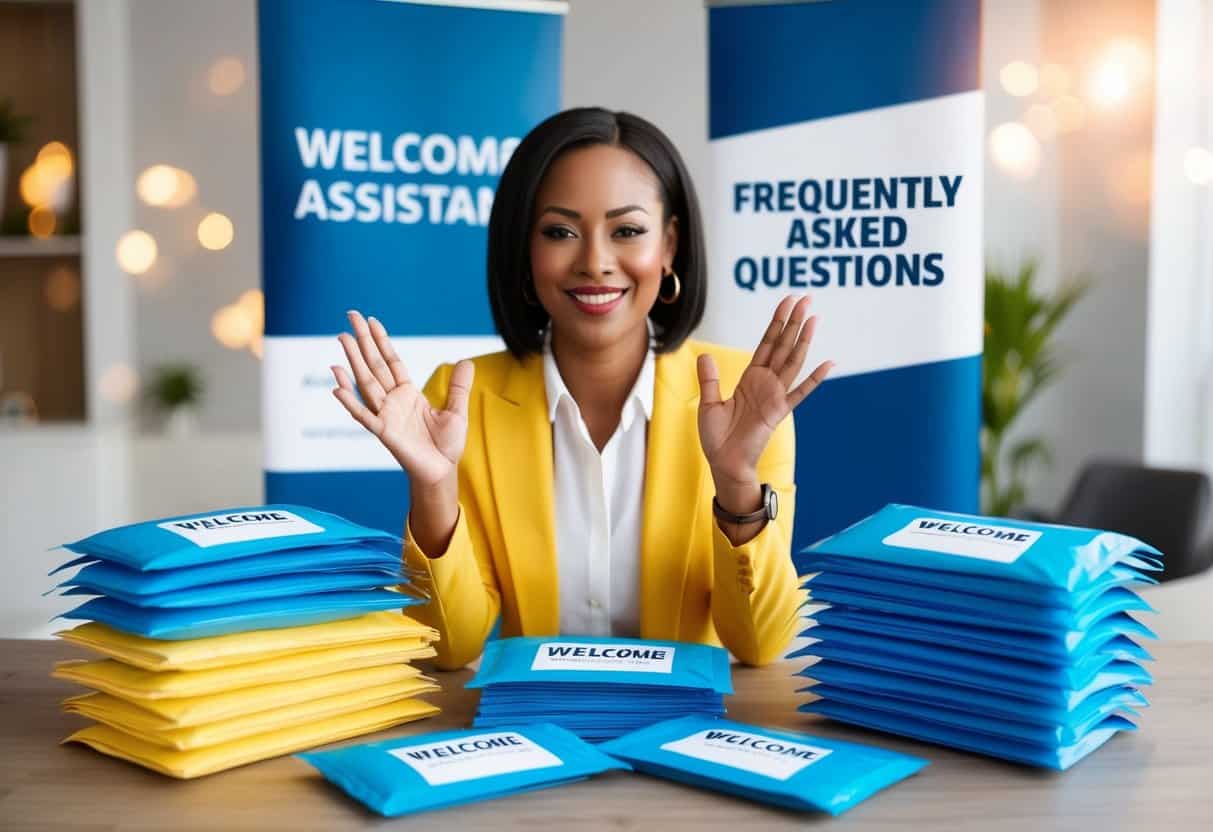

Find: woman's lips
566;287;628;316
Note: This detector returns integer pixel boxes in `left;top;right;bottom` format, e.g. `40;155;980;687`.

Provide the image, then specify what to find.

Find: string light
988;122;1041;179
198;212;234;250
999;61;1038;97
116;230;158;275
137;164;197;208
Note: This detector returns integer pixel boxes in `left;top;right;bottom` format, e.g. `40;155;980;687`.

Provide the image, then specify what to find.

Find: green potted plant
982;260;1089;517
0;98;33;219
148;363;204;436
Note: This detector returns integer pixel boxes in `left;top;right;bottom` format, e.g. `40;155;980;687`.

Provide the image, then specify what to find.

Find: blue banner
258;0;564;533
705;0;984;548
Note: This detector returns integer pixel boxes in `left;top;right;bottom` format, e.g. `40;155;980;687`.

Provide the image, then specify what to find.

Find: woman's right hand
331;310;474;488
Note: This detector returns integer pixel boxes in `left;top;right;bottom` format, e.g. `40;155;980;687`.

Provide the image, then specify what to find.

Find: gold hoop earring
658;269;681;304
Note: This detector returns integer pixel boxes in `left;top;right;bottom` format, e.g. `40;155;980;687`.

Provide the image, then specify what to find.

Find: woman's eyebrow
539;204;650;219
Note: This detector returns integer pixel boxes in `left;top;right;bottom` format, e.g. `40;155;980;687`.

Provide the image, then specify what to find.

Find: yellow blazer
402;337;804;670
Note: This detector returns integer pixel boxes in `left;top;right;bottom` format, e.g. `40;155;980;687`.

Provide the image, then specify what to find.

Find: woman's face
529;143;678;354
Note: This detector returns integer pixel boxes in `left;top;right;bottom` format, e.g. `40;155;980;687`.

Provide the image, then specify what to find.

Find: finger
768;295;812;373
778;315;818;388
333;387;384;436
696;354;722;406
444;360;475;417
787;360;834;410
338;331;386;410
368;315;412;387
330;364;358;394
348;310;396;394
751;295;798;368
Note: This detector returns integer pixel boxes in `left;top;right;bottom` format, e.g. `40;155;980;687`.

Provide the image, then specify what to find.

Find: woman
332;108;833;671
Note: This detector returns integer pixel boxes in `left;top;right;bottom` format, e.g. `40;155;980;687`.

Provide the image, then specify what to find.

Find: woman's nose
574;230;615;279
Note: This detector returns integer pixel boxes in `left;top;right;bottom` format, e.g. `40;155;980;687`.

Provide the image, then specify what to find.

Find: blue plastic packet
468;637;733;742
803;573;1154;629
58;589;420;639
58;569;408;608
807;608;1155;665
792;625;1138;689
795;650;1151;707
803;584;1151;636
468;637;733;691
804;504;1160;591
599;715;927;815
797;662;1149;724
802;699;1135;770
297;723;628;816
51;542;402;595
59;505;399;571
798;556;1157;609
806;683;1139;747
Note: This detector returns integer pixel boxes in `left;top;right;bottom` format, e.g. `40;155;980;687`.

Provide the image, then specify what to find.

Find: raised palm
697;295;833;484
331;310;473;488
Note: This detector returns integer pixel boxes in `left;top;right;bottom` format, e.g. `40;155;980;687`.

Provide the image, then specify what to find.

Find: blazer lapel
639;344;706;640
483;352;560;636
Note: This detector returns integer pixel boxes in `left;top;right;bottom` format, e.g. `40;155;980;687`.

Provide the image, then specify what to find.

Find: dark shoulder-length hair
487;107;707;357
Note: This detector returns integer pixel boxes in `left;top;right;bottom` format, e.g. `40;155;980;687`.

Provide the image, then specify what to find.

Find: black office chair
1033;460;1213;583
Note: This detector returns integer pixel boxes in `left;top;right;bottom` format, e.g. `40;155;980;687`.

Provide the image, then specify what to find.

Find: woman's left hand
697;295;834;507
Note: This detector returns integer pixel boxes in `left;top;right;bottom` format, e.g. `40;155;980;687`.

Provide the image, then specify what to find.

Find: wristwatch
713;483;778;525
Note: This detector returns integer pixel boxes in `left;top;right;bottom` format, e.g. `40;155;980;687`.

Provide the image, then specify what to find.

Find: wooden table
3;639;1211;830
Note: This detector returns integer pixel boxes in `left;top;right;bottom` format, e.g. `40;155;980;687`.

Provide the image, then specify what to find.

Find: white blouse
542;329;655;638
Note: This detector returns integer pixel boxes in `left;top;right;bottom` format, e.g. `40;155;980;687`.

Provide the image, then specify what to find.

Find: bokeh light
116;230;158;275
211;304;258;350
44;265;81;312
1087;38;1151;110
28;206;56;238
136;164;197;208
198;212;234;250
988;122;1041;180
99;363;139;404
999;61;1038;97
19;142;74;212
208;57;246;96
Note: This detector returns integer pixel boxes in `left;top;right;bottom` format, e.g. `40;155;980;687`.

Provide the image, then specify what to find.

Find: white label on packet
157;510;325;548
660;729;833;781
530;642;676;673
388;732;563;786
882;517;1041;563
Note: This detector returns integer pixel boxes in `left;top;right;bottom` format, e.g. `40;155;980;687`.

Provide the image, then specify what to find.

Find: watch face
766;486;778;520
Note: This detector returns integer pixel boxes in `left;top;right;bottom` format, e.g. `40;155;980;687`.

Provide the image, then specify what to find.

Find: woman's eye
541;226;575;240
614;225;647;238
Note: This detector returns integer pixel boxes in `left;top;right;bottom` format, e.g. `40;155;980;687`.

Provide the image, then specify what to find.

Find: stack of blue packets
791;504;1159;770
468;636;732;742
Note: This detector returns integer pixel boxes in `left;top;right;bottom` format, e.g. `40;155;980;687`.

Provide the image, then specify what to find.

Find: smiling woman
329;108;834;670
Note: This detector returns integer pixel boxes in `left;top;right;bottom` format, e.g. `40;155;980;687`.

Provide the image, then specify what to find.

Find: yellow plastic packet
64;678;440;750
54;611;437;671
53;639;436;699
61;664;430;727
64;698;440;778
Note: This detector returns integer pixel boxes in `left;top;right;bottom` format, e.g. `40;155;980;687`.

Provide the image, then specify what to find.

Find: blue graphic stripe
708;0;981;139
791;354;981;550
258;0;562;337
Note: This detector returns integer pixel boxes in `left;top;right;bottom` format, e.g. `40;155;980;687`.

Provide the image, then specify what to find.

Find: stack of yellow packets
49;505;441;778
